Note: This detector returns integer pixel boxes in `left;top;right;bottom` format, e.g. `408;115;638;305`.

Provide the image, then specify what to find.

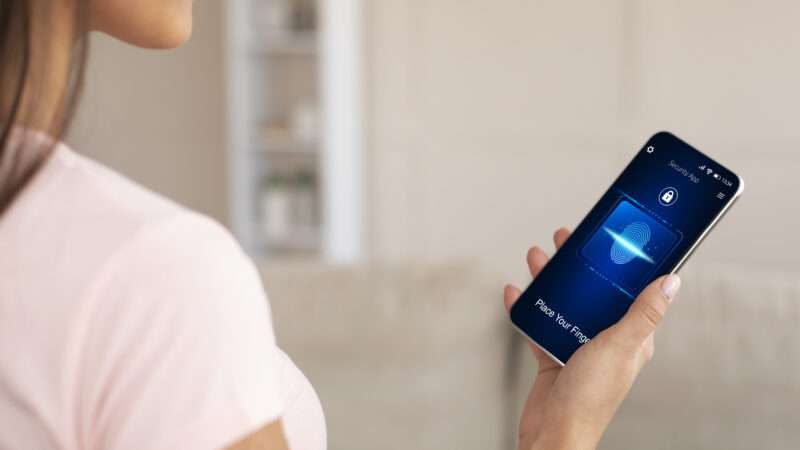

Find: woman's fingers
503;284;522;313
526;227;570;279
553;227;571;250
527;246;549;278
504;283;562;447
504;284;562;371
512;229;572;352
612;274;681;352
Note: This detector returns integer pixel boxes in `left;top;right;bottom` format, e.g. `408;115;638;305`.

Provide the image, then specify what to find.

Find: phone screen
510;132;743;364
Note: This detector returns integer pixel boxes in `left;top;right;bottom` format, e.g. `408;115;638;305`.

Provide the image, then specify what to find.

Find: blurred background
68;1;800;449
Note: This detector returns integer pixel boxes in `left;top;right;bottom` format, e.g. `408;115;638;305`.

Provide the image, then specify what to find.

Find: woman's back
0;142;325;450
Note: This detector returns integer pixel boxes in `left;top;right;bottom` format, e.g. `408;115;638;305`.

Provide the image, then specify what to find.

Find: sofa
263;261;800;450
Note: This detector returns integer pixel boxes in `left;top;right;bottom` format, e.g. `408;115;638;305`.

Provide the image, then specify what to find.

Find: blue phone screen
510;132;742;364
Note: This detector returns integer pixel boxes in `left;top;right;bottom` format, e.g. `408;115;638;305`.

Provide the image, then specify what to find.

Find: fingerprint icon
582;201;676;292
609;222;652;265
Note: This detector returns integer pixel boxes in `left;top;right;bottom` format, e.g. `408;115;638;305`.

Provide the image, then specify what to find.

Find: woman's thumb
614;274;681;344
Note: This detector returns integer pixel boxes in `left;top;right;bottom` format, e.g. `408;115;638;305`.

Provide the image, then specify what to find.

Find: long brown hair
0;0;88;214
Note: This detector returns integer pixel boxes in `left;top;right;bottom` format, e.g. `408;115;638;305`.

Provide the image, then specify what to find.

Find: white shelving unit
225;0;364;263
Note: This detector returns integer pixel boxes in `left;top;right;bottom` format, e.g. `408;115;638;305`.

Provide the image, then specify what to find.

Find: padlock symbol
658;187;678;206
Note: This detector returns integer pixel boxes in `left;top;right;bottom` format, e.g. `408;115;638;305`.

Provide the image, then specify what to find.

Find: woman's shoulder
7;142;258;302
52;145;259;290
49;152;288;450
46;144;192;229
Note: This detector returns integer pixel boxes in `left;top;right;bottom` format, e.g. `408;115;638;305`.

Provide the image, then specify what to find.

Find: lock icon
658;187;678;206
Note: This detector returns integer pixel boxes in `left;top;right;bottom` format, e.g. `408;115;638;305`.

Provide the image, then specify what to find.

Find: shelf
259;226;321;252
256;128;318;153
260;151;319;159
227;0;363;263
255;140;319;156
252;32;318;57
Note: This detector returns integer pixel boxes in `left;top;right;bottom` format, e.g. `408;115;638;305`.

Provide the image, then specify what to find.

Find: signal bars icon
698;164;714;176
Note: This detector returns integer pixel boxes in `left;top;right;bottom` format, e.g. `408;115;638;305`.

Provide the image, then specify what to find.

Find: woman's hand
504;228;681;450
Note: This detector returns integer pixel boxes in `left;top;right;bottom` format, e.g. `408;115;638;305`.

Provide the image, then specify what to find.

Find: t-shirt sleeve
80;212;284;450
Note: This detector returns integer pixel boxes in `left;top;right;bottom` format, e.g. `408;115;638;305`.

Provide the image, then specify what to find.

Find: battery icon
713;173;721;180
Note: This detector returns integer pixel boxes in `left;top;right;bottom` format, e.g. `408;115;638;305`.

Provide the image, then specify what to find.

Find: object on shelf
261;173;292;243
255;0;294;37
290;100;319;142
260;168;321;251
255;31;317;57
260;124;318;155
292;169;318;227
292;1;317;31
261;120;292;143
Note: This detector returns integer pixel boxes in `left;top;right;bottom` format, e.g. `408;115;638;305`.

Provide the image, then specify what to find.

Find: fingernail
660;274;681;301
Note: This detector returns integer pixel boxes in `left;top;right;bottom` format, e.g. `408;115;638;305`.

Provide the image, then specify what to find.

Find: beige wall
68;1;228;223
67;1;800;279
366;1;800;281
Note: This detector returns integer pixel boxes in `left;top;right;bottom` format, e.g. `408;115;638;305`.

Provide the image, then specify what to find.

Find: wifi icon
706;168;713;175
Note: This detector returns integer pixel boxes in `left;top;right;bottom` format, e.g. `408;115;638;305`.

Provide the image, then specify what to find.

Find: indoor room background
68;1;800;449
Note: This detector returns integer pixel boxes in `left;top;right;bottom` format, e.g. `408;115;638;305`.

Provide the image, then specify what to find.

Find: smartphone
510;131;744;365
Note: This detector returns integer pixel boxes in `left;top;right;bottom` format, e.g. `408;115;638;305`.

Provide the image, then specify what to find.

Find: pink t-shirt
0;142;326;450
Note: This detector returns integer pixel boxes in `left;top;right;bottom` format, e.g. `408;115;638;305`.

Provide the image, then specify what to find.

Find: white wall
365;0;800;281
66;1;800;280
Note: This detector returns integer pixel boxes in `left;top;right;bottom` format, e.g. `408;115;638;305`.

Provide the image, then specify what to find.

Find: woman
0;1;681;449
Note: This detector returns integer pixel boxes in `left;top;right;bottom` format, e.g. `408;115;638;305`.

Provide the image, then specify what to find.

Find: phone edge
509;321;567;367
670;174;745;274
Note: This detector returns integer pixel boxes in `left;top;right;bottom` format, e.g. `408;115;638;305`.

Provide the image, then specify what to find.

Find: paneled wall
365;0;800;281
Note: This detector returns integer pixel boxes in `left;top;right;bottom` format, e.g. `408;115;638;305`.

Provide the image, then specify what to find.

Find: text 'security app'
580;200;679;295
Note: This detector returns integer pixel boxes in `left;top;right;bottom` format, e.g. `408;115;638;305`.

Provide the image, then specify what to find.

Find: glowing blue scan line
603;227;655;264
